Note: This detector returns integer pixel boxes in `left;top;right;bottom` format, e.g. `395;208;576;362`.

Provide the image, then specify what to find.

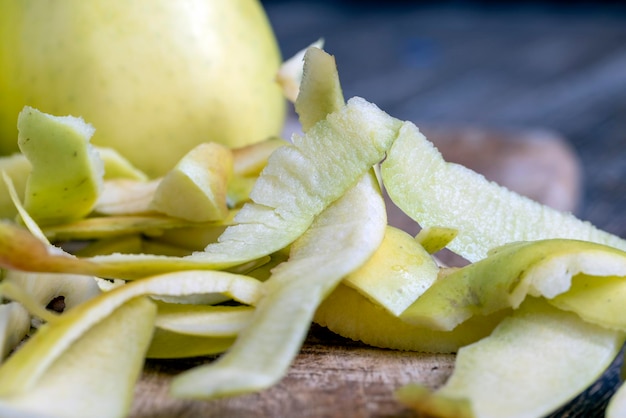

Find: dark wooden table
263;1;626;417
134;2;626;417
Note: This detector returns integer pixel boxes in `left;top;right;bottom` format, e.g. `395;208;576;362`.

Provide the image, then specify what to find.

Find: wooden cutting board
130;126;588;418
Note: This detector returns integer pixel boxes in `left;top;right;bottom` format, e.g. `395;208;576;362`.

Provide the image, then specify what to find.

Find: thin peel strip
42;213;235;242
3;171;48;243
170;172;387;399
94;178;159;216
150;142;233;222
3;269;101;313
0;297;156;418
0;270;261;395
415;226;459;255
276;39;325;103
396;298;625;418
202;96;401;263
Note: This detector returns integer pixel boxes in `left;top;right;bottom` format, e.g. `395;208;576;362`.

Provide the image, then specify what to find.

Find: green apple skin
0;0;286;178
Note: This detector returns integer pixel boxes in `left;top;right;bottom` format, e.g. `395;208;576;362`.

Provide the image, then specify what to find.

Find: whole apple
0;0;286;177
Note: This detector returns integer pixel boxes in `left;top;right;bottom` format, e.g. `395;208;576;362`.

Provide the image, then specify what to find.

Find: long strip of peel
401;239;626;331
42;214;233;241
170;171;387;399
3;171;48;243
0;97;400;279
396;298;625;418
0;270;261;395
381;123;626;262
0;297;156;418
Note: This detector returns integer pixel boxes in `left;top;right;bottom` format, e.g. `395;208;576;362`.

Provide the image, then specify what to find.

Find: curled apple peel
0;43;624;418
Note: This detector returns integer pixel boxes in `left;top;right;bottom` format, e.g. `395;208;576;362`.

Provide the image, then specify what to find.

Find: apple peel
232;137;288;178
43;213;235;242
0;297;156;418
0;97;401;279
0;302;30;362
401;239;626;331
170;171;387;399
549;274;626;331
150;142;233;222
17;106;104;226
154;303;253;337
381;122;626;262
295;46;345;132
95;146;149;181
415;226;459;255
0;269;261;397
396;298;625;418
146;328;236;359
342;225;440;316
315;284;508;353
3;269;101;313
94;179;159;215
607;375;626;418
200;96;401;266
276;39;325;103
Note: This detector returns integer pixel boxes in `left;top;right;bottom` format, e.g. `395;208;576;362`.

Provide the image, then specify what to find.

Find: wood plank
131;325;455;418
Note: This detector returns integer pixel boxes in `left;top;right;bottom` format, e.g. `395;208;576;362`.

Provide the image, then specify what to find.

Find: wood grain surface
131;325;455;418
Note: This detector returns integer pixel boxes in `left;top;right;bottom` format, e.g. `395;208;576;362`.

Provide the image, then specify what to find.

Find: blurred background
262;0;626;239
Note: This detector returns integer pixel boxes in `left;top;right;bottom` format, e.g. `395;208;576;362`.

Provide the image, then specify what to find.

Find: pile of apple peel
0;45;625;418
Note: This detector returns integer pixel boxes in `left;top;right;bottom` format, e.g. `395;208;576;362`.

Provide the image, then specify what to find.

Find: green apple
0;0;286;178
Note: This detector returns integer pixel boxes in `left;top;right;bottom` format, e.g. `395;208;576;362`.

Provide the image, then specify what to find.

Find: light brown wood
131;326;455;418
